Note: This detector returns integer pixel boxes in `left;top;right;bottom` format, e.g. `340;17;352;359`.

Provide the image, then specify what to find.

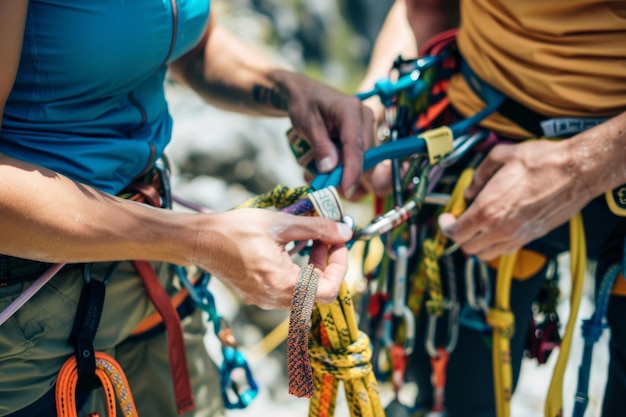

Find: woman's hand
190;208;353;309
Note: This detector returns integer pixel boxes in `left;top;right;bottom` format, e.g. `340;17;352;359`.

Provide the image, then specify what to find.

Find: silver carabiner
382;303;416;356
425;255;460;357
464;256;491;314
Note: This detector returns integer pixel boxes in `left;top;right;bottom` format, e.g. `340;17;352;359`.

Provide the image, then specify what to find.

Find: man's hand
438;139;592;260
280;72;375;198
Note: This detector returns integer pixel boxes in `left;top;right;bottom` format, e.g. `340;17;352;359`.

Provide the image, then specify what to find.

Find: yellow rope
236;184;311;209
487;252;517;417
544;213;586;417
487;214;586;417
237;183;382;416
308;282;384;417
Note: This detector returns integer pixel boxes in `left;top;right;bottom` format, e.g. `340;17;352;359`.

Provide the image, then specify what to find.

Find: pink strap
0;263;65;326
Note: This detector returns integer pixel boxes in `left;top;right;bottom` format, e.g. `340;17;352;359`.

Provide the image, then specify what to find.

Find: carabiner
459;256;492;332
464;256;491;313
438;130;489;168
391;245;409;316
220;345;259;409
425;256;460;358
174;266;219;325
382;303;416;356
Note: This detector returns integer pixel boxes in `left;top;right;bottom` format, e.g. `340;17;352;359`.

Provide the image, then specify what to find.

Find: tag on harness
606;184;626;217
307;186;344;221
287;128;315;170
421;126;454;165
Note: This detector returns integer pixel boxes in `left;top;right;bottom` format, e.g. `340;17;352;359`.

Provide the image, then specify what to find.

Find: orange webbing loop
129;288;191;337
56;351;138;417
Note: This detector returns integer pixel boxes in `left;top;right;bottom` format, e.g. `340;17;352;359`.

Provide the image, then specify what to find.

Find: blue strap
572;240;626;417
355;55;443;106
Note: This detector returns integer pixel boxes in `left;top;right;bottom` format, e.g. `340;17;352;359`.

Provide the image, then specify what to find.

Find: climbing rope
288;264;320;398
544;213;586;417
56;351;138;417
308;282;384;417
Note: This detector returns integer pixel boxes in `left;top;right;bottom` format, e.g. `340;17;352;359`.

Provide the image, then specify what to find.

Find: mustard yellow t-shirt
448;0;626;138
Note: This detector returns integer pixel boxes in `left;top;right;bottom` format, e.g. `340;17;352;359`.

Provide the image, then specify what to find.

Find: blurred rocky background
164;1;609;416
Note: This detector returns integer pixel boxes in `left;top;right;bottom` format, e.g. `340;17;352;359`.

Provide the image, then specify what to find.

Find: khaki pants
0;261;225;417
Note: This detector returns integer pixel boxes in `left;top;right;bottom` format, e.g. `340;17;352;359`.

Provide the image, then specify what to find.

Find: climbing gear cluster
286;28;624;417
2;28;624;417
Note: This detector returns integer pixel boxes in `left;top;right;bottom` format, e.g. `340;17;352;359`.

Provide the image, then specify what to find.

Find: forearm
169;17;294;117
405;0;460;49
358;0;417;92
0;154;202;265
567;110;626;198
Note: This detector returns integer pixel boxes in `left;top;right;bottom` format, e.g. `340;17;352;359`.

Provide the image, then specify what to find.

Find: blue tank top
1;0;210;194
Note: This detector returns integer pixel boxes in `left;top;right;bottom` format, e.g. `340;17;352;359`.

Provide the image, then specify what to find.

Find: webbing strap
132;260;194;415
488;252;517;417
572;262;621;417
460;59;606;138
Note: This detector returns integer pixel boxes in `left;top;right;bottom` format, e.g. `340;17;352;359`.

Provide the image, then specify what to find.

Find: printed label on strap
307;186;343;221
540;118;606;138
287;128;314;168
606;185;626;217
421;126;454;164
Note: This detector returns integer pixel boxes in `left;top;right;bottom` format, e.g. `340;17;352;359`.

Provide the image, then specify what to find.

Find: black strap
68;276;106;392
0;255;52;285
460;58;607;138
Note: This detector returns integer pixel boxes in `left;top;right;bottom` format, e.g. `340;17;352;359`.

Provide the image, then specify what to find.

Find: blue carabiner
220;346;259;409
174;267;220;327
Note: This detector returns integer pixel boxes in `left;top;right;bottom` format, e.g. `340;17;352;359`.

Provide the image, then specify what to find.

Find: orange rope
56;351;138;417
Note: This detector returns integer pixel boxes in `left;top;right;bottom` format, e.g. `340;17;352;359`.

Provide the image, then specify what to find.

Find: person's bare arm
0;153;351;308
439;111;626;260
358;0;417;97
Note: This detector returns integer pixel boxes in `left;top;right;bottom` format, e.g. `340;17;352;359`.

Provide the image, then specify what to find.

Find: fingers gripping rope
288;264;320;398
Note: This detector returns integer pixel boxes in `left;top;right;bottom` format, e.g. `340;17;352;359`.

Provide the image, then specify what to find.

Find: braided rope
288;264;319;398
56;351;138;417
308;282;384;417
237;184;311;209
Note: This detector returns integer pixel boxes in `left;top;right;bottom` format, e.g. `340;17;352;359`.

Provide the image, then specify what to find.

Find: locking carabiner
218;324;259;409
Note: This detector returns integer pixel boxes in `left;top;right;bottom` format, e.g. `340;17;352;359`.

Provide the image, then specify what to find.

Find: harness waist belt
0;255;52;286
460;59;607;138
